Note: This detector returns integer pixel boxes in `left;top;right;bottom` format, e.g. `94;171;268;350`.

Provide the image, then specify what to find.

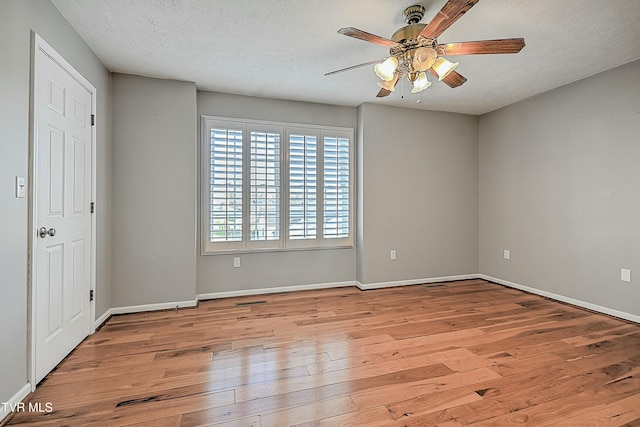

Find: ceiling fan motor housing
403;5;426;25
392;6;437;52
392;24;430;44
390;23;438;70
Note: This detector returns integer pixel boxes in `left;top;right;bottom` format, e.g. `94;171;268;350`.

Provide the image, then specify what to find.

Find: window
202;116;353;253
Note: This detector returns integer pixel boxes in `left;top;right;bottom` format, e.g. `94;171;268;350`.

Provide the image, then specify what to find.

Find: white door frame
28;33;97;392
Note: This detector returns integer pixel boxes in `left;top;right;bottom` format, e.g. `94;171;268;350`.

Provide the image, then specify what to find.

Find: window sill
200;244;353;256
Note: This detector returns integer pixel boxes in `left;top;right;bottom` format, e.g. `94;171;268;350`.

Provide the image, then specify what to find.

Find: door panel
72;137;86;215
47;78;65;116
71;239;85;320
47;126;65;216
34;42;92;384
44;244;64;340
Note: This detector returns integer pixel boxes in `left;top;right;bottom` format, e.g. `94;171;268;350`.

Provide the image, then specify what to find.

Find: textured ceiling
52;0;640;115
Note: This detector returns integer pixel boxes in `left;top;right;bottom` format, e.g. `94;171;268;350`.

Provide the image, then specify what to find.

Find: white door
33;36;93;384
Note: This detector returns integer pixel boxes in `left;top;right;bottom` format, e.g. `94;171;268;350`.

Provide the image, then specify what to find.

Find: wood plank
351;367;502;410
235;361;454;402
385;388;482;420
306;347;474;376
321;406;395;427
468;392;603;426
260;396;358;427
557;394;640;425
206;415;261;427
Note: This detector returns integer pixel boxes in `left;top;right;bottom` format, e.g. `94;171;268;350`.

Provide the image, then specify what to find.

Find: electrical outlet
234;257;241;268
503;250;510;260
390;250;397;260
621;268;631;283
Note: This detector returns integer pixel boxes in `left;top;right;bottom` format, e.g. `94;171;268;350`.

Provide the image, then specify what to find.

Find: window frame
201;115;354;254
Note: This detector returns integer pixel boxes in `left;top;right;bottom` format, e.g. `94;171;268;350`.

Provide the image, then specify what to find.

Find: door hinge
91;202;94;213
90;289;94;302
91;114;95;126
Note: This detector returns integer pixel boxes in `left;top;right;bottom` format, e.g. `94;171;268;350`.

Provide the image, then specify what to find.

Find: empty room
1;0;640;425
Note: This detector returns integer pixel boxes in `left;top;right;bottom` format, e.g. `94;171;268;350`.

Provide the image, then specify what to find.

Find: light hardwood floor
6;279;640;426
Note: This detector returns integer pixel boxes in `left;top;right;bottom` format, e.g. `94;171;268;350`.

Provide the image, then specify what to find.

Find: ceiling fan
326;0;525;98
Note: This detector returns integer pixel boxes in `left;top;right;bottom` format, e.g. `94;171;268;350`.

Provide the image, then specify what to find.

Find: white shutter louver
289;133;317;240
323;135;350;239
250;129;280;242
210;127;243;242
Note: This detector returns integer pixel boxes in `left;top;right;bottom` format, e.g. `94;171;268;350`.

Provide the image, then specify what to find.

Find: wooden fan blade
439;38;525;55
338;27;399;48
376;88;392;98
428;68;467;88
325;58;386;76
441;70;467;88
419;0;479;39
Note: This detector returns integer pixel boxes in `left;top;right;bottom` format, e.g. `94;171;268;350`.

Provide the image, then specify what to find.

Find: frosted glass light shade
411;72;431;93
377;73;399;91
413;47;437;71
432;57;459;80
374;57;399;81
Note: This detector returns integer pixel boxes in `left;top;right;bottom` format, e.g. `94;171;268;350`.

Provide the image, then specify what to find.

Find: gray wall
111;74;197;306
0;0;111;405
357;104;479;285
197;92;357;293
479;59;640;316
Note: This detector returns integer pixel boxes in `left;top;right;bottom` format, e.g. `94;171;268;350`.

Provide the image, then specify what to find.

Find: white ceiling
52;0;640;115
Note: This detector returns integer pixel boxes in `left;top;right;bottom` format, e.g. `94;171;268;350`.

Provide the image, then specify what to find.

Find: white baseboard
95;275;640;324
481;274;640;324
110;299;197;315
197;280;357;301
93;308;113;331
106;282;356;316
1;383;31;424
356;274;480;290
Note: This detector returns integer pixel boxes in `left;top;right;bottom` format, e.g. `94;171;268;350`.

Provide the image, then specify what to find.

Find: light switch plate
16;176;26;198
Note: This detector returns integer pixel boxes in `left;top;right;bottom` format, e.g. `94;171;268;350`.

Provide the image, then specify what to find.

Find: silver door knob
38;227;56;238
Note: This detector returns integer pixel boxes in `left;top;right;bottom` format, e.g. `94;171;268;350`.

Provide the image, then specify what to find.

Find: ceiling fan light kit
374;56;399;81
411;71;432;93
377;72;400;92
413;47;438;71
326;0;525;99
432;57;459;80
